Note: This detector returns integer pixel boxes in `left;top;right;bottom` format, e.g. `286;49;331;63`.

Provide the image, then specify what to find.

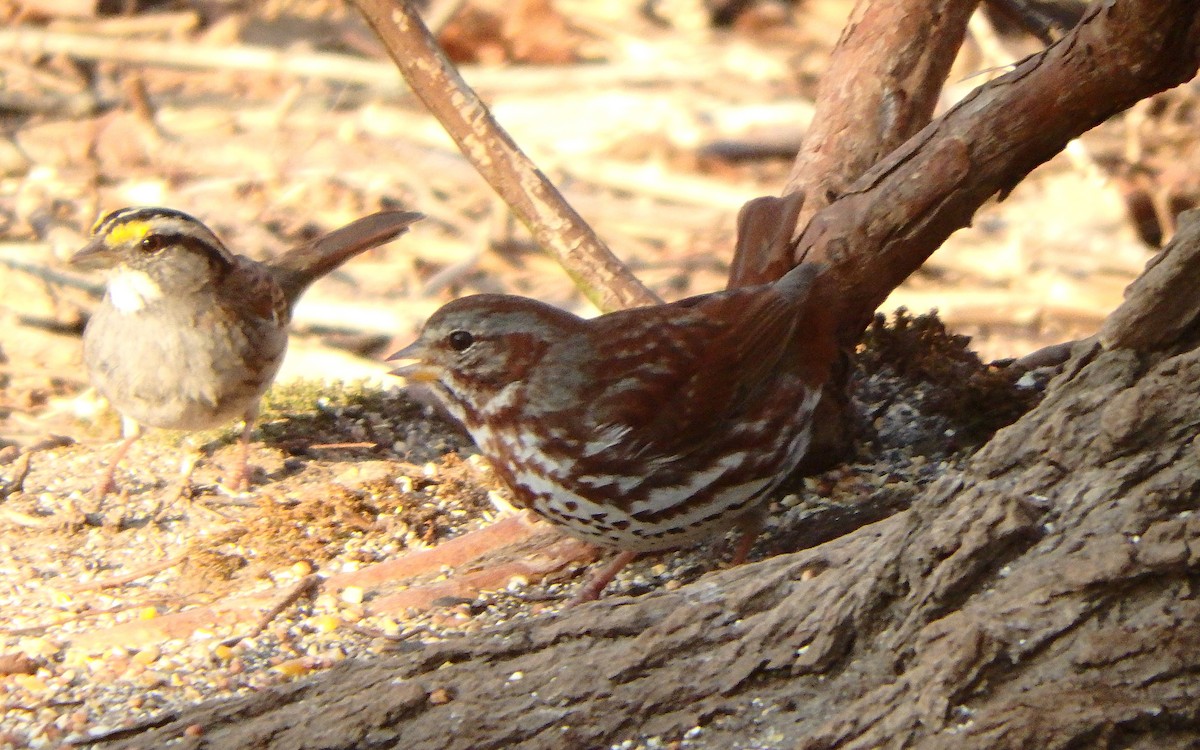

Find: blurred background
2;6;1198;742
1;0;1196;445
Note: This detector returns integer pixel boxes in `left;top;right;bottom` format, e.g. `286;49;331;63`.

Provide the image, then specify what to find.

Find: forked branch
800;0;1200;346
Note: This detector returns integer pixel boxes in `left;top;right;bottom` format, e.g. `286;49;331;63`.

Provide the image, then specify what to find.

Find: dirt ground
0;1;1195;747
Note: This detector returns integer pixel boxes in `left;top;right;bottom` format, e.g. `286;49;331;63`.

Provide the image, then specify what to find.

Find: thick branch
730;0;978;287
1101;208;1200;351
804;0;1200;346
785;0;980;202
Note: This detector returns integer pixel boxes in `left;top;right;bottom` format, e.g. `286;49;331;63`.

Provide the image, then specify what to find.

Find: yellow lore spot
105;220;151;246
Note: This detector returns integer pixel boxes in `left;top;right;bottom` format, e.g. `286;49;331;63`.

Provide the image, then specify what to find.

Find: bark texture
93;2;1200;746
730;0;1200;347
105;214;1200;749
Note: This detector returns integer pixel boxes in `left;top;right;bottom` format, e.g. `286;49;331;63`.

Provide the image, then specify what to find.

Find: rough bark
732;0;1200;347
730;0;978;288
89;2;1200;747
104;215;1200;749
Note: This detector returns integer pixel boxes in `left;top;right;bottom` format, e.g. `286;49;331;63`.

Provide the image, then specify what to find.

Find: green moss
256;378;394;444
133;379;397;449
259;378;381;419
82;378;423;453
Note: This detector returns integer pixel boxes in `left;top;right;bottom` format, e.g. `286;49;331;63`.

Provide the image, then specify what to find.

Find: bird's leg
226;410;257;492
92;417;144;502
570;549;639;605
59;418;143;529
729;508;766;566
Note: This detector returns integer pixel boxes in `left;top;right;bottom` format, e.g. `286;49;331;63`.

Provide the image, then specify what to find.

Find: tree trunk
104;212;1200;749
91;1;1200;746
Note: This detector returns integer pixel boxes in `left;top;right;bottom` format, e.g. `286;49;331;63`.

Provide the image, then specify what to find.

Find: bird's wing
216;256;291;327
577;271;821;460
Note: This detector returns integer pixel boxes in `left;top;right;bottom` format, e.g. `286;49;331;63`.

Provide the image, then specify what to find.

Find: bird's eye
447;330;474;351
139;235;166;253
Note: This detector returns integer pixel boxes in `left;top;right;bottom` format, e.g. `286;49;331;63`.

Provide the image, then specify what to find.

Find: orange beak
387;342;438;383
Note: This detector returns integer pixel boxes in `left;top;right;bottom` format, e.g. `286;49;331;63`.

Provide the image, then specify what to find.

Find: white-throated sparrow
72;206;423;500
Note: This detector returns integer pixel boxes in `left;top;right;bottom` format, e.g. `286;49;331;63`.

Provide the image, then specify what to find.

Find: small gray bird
72;206;423;499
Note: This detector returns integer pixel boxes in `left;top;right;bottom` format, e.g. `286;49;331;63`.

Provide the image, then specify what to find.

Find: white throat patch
106;269;163;313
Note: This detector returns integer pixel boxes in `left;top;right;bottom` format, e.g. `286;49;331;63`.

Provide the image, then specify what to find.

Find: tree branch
804;0;1200;346
350;0;660;311
729;0;979;287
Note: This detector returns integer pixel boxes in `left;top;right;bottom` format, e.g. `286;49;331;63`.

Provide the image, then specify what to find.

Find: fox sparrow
390;260;839;600
74;207;422;501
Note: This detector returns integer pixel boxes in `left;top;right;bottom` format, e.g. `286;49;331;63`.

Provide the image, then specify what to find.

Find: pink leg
226;416;255;491
93;421;144;501
570;549;639;605
729;510;765;566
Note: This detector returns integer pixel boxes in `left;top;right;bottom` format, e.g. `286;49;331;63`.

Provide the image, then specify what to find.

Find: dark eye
447;330;474;351
139;235;166;253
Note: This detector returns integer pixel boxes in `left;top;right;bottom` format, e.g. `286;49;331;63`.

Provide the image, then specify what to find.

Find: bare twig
47;10;200;36
0;90;97;116
0;507;59;528
350;0;660;311
0;597;179;637
0;453;32;499
220;574;322;648
0;248;103;296
64;553;188;592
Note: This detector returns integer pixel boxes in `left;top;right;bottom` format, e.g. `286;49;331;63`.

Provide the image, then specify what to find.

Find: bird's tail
269;210;423;305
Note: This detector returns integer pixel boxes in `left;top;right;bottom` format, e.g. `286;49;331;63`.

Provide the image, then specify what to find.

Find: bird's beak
387;341;438;383
69;237;120;270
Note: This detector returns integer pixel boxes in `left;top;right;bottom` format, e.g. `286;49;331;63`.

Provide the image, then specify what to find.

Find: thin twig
350;0;660;311
220;574;322;648
0;249;103;296
64;554;188;592
0;453;32;498
48;10;200;37
0;597;179;637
